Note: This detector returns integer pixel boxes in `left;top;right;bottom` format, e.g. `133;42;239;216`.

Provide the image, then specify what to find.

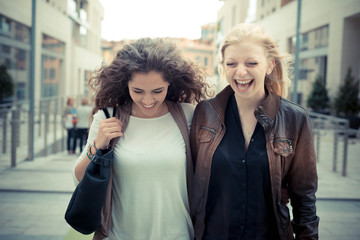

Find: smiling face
223;40;274;103
128;71;169;118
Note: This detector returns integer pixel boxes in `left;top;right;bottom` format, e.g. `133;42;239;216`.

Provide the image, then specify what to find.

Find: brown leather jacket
190;85;319;240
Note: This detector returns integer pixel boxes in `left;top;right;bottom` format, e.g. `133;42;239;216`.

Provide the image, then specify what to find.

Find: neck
235;95;264;115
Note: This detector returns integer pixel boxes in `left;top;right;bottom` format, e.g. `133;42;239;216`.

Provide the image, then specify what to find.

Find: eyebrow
131;87;165;91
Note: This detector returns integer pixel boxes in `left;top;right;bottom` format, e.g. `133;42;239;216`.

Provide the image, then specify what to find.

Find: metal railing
0;96;73;167
1;100;359;175
309;112;360;177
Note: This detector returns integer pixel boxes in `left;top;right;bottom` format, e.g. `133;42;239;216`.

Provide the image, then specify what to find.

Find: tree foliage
333;68;360;117
307;75;329;112
0;64;14;101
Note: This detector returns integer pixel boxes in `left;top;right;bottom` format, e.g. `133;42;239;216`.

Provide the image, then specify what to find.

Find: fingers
95;117;123;149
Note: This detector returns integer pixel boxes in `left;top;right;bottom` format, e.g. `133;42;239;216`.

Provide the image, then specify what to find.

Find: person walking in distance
72;97;92;154
63;97;76;154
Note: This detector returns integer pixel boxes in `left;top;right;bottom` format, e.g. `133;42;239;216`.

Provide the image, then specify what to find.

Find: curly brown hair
89;38;210;114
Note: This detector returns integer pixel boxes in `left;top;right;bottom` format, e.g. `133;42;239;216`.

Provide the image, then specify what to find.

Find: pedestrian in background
63;97;76;154
72;97;92;154
73;38;210;240
190;23;319;240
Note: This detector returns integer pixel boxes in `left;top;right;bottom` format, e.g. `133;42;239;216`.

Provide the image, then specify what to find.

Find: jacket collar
210;85;281;126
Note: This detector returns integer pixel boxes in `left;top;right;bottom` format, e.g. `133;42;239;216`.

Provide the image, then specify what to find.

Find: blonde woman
190;23;319;240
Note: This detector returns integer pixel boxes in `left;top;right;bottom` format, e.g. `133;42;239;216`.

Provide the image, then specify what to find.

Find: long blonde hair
218;23;292;98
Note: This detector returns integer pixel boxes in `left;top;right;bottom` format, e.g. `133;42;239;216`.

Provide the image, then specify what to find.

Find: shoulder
280;98;309;116
180;103;195;127
278;98;311;125
93;107;114;120
180;102;195;115
194;99;213;116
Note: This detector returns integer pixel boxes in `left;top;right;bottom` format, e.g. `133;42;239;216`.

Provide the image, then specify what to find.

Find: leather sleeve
288;112;319;239
190;102;203;170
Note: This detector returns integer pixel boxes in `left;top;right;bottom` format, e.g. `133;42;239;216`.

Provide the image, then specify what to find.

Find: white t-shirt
74;103;195;240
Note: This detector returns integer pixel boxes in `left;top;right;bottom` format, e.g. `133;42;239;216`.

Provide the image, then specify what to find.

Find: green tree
333;68;360;117
307;75;329;112
0;64;14;102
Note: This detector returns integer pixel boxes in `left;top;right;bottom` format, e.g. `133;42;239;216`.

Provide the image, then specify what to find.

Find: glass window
0;15;11;35
15;49;26;70
301;33;308;50
0;15;30;43
0;44;30;101
196;56;201;64
14;22;30;43
41;55;61;97
42;34;65;54
289;25;329;53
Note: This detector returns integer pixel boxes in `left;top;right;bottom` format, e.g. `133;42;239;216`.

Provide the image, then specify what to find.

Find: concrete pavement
0;130;359;239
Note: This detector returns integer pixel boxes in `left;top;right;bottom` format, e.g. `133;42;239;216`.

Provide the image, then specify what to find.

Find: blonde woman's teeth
235;79;252;84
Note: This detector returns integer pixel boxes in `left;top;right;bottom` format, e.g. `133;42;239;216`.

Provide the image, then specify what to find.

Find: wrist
91;142;98;155
87;141;98;160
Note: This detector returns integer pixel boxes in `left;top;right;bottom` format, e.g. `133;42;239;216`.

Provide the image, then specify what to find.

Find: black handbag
65;108;116;234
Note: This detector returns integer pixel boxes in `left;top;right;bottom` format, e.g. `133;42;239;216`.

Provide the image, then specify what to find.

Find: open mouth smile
142;103;155;109
235;79;254;91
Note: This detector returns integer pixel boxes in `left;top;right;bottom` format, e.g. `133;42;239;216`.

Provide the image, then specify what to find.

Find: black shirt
203;94;277;240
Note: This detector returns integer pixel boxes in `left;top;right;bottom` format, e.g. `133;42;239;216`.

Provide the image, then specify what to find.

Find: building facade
216;0;360;107
0;0;103;105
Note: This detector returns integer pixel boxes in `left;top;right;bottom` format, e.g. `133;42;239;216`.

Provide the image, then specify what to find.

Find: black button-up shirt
203;94;277;240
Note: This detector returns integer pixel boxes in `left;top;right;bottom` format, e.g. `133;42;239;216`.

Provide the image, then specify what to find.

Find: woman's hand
94;117;123;149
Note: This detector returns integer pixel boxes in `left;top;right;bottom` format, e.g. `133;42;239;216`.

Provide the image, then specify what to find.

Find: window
0;15;11;35
0;15;30;43
42;34;65;54
196;56;201;64
41;55;61;97
41;34;64;97
301;33;308;50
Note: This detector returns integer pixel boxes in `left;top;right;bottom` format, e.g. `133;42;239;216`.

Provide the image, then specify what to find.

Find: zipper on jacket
274;139;293;152
200;126;216;142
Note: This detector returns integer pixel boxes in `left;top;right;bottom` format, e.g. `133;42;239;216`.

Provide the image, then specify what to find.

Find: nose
235;64;247;76
142;94;155;105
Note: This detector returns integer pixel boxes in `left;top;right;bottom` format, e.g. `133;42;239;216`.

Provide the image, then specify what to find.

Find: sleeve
190;102;203;169
289;112;319;239
71;108;112;186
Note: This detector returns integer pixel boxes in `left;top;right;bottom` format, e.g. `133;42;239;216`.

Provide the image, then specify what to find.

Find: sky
99;0;224;41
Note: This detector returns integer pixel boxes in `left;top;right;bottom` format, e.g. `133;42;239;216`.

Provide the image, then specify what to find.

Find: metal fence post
2;111;7;153
333;125;338;172
27;109;34;161
43;101;50;156
342;121;349;177
53;99;58;153
11;107;20;167
38;100;42;137
61;97;65;152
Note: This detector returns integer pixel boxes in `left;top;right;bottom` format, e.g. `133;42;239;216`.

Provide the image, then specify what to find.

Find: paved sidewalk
0;132;359;239
0;151;75;193
0;151;77;240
